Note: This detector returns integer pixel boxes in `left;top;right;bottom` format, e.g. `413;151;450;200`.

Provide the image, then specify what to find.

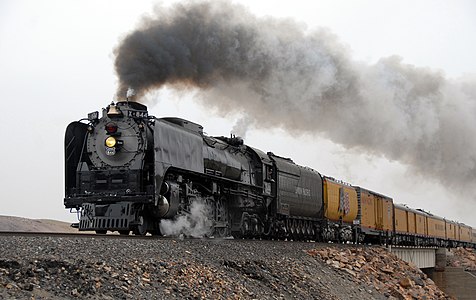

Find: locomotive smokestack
126;87;136;102
114;1;476;197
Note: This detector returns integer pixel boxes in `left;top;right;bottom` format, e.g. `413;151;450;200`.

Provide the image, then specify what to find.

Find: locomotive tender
64;101;475;247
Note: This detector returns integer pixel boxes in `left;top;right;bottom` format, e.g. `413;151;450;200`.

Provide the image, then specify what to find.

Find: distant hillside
0;215;78;233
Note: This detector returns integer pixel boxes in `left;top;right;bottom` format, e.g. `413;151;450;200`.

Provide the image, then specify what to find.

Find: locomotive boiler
64;100;324;237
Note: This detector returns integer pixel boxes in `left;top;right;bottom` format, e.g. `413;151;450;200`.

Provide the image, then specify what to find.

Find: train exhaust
114;0;476;198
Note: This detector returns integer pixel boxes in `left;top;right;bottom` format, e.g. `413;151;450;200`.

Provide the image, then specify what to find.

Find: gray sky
1;0;475;225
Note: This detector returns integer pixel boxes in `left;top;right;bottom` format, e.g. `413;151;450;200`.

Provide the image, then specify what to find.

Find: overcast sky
1;0;475;226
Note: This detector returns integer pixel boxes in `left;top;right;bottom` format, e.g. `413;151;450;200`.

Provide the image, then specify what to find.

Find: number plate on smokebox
128;110;148;118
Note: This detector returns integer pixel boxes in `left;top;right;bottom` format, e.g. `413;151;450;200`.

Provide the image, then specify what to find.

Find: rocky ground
447;247;476;271
0;234;454;300
0;235;382;300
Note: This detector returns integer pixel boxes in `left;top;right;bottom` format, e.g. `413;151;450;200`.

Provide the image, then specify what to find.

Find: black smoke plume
115;1;476;193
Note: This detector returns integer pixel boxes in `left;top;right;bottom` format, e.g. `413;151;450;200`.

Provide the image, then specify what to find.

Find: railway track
0;231;330;246
0;231;363;250
0;231;165;239
0;231;445;251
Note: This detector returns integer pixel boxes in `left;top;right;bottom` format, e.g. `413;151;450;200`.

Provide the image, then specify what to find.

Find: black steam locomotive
64;101;323;237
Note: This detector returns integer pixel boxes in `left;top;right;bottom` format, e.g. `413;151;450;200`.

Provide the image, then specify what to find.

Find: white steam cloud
231;115;253;139
159;200;213;238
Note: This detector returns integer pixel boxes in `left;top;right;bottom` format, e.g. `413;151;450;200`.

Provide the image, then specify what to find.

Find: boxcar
355;187;393;242
321;177;358;242
394;204;413;245
459;223;472;244
425;212;446;246
445;219;458;246
407;208;417;235
394;204;408;234
322;177;358;223
414;209;427;237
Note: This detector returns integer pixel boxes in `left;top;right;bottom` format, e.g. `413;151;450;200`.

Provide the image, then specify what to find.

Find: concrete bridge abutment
435;248;447;271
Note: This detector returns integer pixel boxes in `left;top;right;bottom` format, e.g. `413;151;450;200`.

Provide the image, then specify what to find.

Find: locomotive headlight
105;136;117;148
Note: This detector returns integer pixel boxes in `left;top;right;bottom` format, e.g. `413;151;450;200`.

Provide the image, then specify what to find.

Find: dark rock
412;275;425;287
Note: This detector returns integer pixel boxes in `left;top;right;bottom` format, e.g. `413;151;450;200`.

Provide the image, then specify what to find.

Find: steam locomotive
65;100;321;237
64;101;476;247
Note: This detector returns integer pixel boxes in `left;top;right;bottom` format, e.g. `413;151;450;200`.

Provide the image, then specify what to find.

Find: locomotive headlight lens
105;136;117;148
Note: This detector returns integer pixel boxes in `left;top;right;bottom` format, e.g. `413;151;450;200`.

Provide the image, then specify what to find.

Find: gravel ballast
0;235;387;299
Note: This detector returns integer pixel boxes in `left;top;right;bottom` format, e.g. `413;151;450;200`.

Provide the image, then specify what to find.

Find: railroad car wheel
95;230;107;234
133;226;147;236
214;198;229;237
297;220;304;239
241;218;250;237
292;219;298;240
305;221;312;238
287;219;294;238
133;215;149;236
309;222;315;238
118;230;130;235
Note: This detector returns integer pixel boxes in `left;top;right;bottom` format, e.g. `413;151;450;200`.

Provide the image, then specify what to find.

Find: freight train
64;101;476;248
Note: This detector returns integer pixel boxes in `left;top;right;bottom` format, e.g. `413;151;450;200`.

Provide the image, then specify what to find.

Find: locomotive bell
107;102;122;117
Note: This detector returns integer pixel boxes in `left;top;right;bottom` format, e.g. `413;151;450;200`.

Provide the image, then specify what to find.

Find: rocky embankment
308;247;452;300
447;247;476;271
0;234;455;300
0;237;386;300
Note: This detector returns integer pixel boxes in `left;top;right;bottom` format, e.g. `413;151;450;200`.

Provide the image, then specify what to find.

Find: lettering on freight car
280;203;290;215
339;188;350;215
295;186;311;197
